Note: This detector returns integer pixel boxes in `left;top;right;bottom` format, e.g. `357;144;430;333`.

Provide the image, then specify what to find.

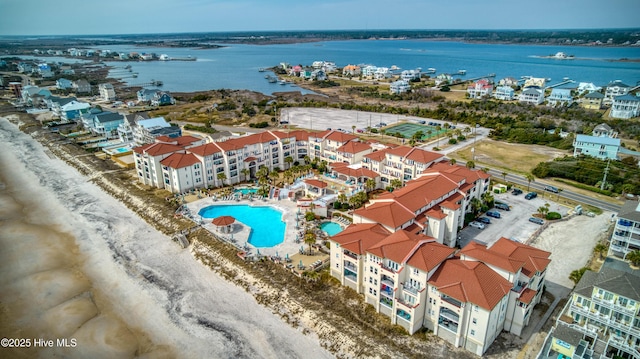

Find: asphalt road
489;169;623;213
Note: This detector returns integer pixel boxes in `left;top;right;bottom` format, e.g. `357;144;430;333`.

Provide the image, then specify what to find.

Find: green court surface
384;122;448;140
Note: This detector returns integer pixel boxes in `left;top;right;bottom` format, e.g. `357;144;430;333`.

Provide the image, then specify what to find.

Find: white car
469;221;486;230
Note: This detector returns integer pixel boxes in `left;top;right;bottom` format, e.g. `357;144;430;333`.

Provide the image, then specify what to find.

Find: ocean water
94;40;640;94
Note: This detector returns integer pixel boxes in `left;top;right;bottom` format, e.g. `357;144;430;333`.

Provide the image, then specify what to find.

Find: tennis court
384;122;448;140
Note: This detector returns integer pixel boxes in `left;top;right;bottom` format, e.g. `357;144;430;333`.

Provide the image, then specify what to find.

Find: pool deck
184;196;318;261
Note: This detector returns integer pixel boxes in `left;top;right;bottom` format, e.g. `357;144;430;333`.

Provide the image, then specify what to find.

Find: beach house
467;79;493;99
390;80;411;94
604;80;631;105
518;87;545;105
541;260;639;359
56;78;74;90
60;100;91;121
573;134;620;160
494;86;515;100
132;116;181;145
99;83;116;101
579;92;604;110
546;88;573;107
609;199;640;260
342;64;361;77
73;79;92;94
609;94;640;119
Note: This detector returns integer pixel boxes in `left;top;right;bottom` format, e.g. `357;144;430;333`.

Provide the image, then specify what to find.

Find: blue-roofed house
573;134;620;160
56;78;74;90
133;116;180;145
81;110;125;139
609;94;640;119
494;86;515;100
546;88;573;107
60;101;91;121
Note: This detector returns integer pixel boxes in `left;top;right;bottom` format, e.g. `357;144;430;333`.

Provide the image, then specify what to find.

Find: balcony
396;309;412;321
441;295;462;308
343;250;357;260
380;297;393;308
380;263;397;274
344;261;357;273
438;307;459;333
402;282;420;295
608;335;640;358
344;270;357;283
570;303;640;337
617;219;633;227
512;281;528;294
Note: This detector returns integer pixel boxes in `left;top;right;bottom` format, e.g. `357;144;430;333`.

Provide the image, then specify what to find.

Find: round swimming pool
198;204;285;247
320;221;343;236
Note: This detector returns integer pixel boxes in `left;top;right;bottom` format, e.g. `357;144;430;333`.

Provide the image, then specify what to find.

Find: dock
545;79;575;89
120;80;163;88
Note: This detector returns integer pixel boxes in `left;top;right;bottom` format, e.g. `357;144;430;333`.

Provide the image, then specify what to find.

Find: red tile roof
426;206;448;220
459;241;525;274
425;161;490;182
406;241;456;273
353;201;415;229
375;174;459;213
367;230;428;263
330;163;379;179
337;141;371;154
384;146;443;164
155;135;202;146
188;143;223;156
135;143;183;156
519;288;537;304
304;179;328;188
330;223;391;254
428;259;512;310
364;150;387;162
488;237;552;277
160;152;201;169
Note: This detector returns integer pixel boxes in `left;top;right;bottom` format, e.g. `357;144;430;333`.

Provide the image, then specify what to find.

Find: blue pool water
198;204;285;247
234;188;258;195
320;222;343;236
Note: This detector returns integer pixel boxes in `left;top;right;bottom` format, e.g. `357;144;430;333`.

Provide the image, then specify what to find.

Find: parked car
512;188;523;195
525;192;538;200
477;217;491;224
495;203;510;211
417;120;426;124
469;221;486;230
486;211;501;219
356;128;364;133
529;217;544;225
544;185;559;193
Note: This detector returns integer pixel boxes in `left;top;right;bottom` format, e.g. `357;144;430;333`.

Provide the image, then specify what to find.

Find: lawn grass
450;139;568;174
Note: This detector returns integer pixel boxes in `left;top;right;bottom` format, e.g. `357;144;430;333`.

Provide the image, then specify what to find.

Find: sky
1;0;639;36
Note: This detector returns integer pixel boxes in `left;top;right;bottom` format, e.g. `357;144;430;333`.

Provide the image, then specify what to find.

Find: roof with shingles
133;142;183;156
337;141;371;154
406;241;456;273
574;266;640;301
353;201;415;229
189;143;223;156
460;241;525;274
428;258;512;311
375;174;459;213
488;237;551;277
366;230;427;263
618;200;640;223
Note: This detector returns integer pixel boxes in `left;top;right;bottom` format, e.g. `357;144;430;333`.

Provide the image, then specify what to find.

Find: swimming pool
234;188;258;195
320;222;343;236
198;204;285;247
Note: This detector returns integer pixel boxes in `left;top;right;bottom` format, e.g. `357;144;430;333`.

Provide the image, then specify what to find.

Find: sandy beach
0;116;333;358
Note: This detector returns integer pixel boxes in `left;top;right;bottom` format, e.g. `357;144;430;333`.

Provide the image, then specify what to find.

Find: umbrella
212;215;235;226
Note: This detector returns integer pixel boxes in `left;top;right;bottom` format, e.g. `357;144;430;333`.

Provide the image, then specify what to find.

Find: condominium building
542;261;639;359
330;233;551;356
610;200;640;260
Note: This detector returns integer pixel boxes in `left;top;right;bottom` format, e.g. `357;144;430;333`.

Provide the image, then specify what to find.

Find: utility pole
600;159;610;190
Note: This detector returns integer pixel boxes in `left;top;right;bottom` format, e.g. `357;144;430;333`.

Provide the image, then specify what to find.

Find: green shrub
546;212;561;220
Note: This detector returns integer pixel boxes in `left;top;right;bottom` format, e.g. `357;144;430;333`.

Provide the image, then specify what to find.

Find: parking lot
458;189;571;248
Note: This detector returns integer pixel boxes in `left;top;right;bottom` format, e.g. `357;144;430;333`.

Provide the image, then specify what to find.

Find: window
470;330;475;336
474;305;479;312
472;318;477;324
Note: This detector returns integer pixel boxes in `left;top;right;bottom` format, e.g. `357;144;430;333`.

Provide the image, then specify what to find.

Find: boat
279;80;287;85
457;69;467;75
159;54;170;61
258;67;267;72
266;75;277;83
426;68;436;74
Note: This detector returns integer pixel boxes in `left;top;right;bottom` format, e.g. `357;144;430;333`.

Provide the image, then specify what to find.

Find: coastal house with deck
604;80;631;105
573;134;620;160
467;79;493;99
494;86;515;100
518;87;545;105
609;94;640;119
99;83;116;101
609;199;640;260
342;64;361;77
541;260;639;359
56;78;73;90
546;88;573;107
81;110;125;139
73;79;91;94
131;116;181;145
390;80;411;94
579;92;604;110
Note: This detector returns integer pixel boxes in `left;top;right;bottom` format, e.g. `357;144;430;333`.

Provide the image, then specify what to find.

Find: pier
545;79;575;89
462;73;497;82
119;80;163;88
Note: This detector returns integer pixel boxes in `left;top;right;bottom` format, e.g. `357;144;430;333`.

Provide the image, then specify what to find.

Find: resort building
573;134;620;160
604;80;632;105
133;135;205;189
329;233;550;356
494;86;515;101
609;94;640;119
390;80;411;94
541;260;639;359
98;83;116;101
362;145;444;183
610;200;640;260
467;79;493;99
580;92;605;110
546;88;573;107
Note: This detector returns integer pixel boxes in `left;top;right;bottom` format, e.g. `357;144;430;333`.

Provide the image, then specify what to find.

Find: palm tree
304;231;317;255
352;125;356;133
449;158;457;166
470;197;482;215
365;178;376;192
525;173;535;191
466;160;475;169
626;250;640;267
537;205;549;217
284;156;293;170
216;172;227;188
435;125;442;147
569;267;589;285
269;170;280;186
337;193;347;204
502;171;508;183
241;168;250;183
390;178;403;190
303;155;311;165
593;242;608;261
